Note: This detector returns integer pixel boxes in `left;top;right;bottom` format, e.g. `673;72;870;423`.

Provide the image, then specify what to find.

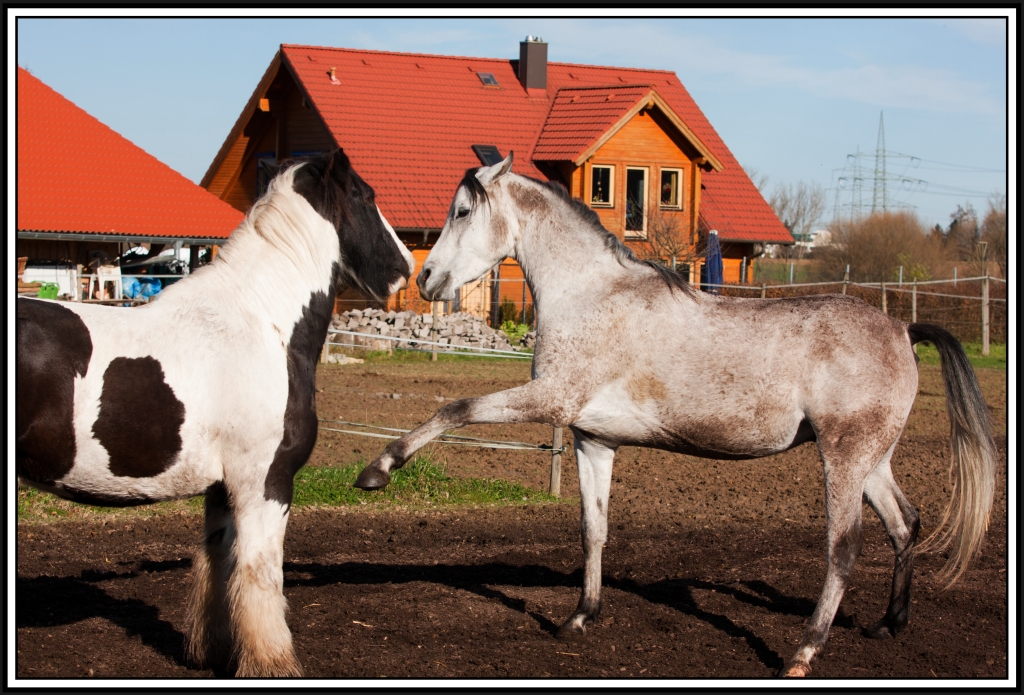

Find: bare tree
639;207;703;274
768;182;826;259
980;193;1007;277
944;202;980;262
743;165;770;194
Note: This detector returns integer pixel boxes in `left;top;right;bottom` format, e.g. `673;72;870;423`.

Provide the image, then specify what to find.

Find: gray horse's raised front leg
558;429;616;638
355;380;563;490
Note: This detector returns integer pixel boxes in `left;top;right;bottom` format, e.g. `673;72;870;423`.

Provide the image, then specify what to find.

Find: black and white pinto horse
17;150;414;677
355;154;996;677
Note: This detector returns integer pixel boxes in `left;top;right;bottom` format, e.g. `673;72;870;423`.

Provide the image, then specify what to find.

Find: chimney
518;36;547;91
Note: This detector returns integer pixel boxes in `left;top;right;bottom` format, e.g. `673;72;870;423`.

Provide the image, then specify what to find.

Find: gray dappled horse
17;150;414;677
355;153;996;677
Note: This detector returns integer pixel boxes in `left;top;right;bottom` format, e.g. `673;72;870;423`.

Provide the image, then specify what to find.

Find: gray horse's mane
524;175;695;297
460;167;694;296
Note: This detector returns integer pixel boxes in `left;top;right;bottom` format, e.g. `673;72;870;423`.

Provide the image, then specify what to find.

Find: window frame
624;166;649;237
590;164;615;208
659;167;684;209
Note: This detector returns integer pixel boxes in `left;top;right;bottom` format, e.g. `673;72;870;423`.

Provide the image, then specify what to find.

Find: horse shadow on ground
15;561;197;673
283;560;852;672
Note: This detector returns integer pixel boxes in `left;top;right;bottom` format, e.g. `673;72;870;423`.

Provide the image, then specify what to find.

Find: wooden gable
202;55;336;214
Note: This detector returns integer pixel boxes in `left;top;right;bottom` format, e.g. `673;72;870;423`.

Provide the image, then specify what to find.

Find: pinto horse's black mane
463;166;694;297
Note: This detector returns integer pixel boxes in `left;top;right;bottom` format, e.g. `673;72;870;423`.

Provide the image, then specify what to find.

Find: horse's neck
188;202;339;355
511;181;630;323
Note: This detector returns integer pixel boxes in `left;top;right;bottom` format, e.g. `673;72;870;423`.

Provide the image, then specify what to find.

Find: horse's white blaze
379;206;414;294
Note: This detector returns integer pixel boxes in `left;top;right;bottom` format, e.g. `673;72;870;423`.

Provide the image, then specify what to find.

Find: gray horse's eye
456;207;470;219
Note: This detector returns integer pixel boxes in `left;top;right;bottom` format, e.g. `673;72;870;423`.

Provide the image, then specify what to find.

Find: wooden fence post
549;427;563;497
881;281;887;315
760;282;767;299
842;265;849;295
982;275;990;356
978;242;989;356
320;337;329;364
431;301;439;362
911;279;918;355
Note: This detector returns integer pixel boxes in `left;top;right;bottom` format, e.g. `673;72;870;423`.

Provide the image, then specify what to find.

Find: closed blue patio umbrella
704;229;723;294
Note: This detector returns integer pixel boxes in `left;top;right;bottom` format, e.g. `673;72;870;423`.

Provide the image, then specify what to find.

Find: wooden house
16;68;244;295
202;39;792;318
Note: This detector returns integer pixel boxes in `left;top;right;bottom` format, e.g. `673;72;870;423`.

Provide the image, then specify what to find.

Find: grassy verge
916;342;1006;370
17;456;559;524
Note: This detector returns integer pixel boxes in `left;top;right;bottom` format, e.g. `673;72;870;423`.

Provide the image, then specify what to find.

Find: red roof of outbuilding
266;46;789;244
17;67;244;240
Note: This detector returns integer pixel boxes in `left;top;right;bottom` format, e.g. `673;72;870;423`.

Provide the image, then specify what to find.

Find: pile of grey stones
328;308;537;353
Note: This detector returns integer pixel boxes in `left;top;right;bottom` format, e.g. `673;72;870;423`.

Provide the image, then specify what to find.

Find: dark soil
15;361;1009;681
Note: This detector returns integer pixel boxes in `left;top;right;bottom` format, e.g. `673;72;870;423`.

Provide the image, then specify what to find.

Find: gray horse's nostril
417;268;431;289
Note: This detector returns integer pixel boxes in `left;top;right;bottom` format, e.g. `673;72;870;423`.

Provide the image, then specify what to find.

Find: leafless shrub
816;210;945;282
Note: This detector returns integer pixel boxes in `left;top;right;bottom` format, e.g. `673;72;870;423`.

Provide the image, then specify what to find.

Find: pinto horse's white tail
908;323;997;587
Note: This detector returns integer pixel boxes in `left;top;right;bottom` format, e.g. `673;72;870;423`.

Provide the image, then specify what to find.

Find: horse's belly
574;383;809;459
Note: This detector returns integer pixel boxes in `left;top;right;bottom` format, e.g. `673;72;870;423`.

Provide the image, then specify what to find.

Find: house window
625;167;648;235
660;168;682;208
255;154;276;199
591;165;614;206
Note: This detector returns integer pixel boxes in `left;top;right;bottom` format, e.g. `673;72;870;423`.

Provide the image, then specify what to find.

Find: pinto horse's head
417;153;516;302
289;149;414;300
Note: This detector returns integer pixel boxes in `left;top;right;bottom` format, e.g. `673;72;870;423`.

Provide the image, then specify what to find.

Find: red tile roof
274;45;789;244
532;85;655;162
18;68;243;240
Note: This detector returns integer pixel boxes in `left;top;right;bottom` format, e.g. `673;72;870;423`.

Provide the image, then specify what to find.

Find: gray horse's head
417;153;516;302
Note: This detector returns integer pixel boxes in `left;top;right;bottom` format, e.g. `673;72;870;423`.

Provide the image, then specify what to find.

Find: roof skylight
477;72;499;86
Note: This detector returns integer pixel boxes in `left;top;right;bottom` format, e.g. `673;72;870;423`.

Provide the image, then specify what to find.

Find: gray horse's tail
908;323;996;587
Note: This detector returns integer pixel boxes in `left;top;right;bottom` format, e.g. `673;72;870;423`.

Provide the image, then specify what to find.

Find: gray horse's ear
478;151;514;185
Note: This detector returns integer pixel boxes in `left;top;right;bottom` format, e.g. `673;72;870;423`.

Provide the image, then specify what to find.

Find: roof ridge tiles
281;44;676;75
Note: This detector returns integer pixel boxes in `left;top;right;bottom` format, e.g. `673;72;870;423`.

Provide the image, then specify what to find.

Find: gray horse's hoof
864;619;895;640
556;615;589;640
354;466;391;490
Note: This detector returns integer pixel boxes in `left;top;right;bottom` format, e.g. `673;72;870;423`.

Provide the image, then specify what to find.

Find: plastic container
38;282;59;300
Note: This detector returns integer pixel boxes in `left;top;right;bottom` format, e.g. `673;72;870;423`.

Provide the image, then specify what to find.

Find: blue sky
12;12;1012;229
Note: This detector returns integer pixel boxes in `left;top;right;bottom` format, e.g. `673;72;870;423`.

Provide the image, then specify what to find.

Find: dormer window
591;165;614;206
477;72;499;86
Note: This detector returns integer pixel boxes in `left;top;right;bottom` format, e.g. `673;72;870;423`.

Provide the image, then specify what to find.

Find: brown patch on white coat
354;153;996;677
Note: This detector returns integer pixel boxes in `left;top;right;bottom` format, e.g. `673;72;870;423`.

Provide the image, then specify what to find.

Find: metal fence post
431;301;439;361
881;281;887;315
842;265;849;295
760;282;767;299
549;427;563;497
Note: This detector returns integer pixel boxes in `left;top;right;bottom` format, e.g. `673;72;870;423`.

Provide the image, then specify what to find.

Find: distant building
203;39;792;314
17;68;244;295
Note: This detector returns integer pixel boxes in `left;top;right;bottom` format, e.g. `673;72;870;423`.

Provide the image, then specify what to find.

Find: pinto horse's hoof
778;662;811;678
353;466;391;490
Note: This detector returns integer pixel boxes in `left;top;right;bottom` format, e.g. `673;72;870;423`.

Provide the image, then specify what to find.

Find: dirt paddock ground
15;357;1009;680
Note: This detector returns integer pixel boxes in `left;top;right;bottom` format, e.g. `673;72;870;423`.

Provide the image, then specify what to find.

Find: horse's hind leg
558;429;615;638
862;452;920;639
226;495;302;677
185;481;235;670
781;441;884;677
